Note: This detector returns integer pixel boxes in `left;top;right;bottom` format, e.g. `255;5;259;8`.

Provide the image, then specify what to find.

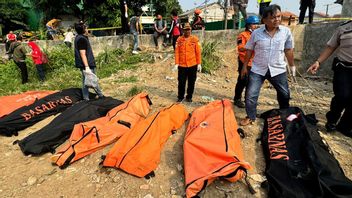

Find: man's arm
240;49;253;78
307;45;337;74
284;48;295;66
79;50;89;69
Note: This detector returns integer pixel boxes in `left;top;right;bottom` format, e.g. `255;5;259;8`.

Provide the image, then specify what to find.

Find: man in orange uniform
234;16;260;108
174;23;202;103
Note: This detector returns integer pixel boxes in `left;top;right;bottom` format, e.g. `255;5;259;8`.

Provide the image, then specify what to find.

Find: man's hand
290;66;296;77
241;66;248;79
125;12;128;18
197;64;202;72
172;64;179;72
307;61;320;74
85;67;92;74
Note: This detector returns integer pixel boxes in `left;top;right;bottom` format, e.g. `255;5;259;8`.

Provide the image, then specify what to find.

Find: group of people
232;4;352;137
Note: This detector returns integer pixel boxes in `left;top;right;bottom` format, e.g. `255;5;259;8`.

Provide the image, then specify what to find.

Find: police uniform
326;20;352;136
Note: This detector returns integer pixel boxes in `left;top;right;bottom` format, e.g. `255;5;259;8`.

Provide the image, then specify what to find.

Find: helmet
194;9;202;15
245;16;260;24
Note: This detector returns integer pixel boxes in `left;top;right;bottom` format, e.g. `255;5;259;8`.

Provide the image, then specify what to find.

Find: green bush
127;85;144;97
0;47;148;96
201;41;221;74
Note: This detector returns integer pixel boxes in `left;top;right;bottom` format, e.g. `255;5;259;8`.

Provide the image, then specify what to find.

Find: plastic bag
84;70;99;88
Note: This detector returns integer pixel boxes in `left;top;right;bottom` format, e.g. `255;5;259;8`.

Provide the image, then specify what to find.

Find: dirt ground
0;48;351;198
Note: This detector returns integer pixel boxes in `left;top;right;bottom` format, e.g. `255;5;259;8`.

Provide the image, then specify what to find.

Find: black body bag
17;97;123;155
260;107;352;198
0;88;90;137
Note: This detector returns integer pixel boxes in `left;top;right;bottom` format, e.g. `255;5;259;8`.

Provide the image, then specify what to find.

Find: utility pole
325;4;330;16
224;0;228;29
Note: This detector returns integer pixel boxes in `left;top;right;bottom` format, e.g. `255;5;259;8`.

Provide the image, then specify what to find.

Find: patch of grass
201;41;221;74
0;46;149;96
126;85;144;97
116;76;138;83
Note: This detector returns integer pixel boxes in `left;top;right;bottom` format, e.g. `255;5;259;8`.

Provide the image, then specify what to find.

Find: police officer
307;20;352;137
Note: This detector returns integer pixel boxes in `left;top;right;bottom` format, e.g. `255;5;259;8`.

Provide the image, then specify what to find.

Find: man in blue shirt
240;4;296;126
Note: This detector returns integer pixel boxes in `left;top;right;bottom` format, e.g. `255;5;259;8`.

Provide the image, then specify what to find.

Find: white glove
125;12;128;18
290;66;296;77
197;64;202;72
85;67;92;74
172;64;179;72
166;34;170;39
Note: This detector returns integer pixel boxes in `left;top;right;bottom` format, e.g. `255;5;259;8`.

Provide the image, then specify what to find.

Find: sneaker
162;43;167;47
325;122;337;132
240;117;255;126
234;99;245;108
132;50;139;55
185;98;192;103
176;98;183;103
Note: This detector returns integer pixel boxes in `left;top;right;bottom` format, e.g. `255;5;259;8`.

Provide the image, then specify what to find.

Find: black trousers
234;60;250;100
299;1;315;24
153;30;167;46
178;65;197;100
326;58;352;133
14;61;28;84
36;64;45;81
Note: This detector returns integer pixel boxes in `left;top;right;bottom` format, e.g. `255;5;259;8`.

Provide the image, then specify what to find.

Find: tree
153;0;182;17
0;0;28;33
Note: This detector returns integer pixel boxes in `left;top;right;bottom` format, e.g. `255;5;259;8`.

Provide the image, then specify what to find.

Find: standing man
230;0;248;29
129;12;141;54
174;23;202;103
307;20;352;137
74;22;104;100
153;14;168;49
9;36;29;84
234;16;260;108
240;5;295;126
169;10;182;50
298;0;316;24
120;0;129;34
258;0;272;16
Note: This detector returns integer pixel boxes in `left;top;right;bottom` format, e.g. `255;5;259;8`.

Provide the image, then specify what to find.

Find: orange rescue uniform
237;30;254;66
175;35;201;67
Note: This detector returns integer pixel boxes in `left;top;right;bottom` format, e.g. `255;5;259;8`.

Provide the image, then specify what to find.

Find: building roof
180;2;220;17
281;11;298;18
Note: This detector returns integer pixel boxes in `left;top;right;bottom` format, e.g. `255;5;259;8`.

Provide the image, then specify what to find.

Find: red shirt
28;42;43;65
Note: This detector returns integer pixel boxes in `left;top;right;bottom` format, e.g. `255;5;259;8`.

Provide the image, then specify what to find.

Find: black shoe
325;122;337;132
176;98;183;102
234;99;245;108
185;98;192;102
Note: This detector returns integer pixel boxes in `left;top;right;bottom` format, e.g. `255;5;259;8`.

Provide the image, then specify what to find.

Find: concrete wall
0;23;343;76
342;0;352;17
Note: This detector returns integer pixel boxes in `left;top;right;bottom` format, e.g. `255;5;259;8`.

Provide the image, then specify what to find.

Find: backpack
260;107;352;198
184;99;253;198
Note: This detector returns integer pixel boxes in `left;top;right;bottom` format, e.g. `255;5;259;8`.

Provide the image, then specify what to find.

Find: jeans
81;67;104;100
178;65;197;100
36;64;45;81
233;3;247;29
326;61;352;133
245;71;290;120
132;32;139;51
153;30;167;46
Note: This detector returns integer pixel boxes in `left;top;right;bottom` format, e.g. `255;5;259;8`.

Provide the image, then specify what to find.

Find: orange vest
175;35;201;67
51;92;152;169
103;103;189;177
0;90;57;118
184;99;252;197
237;30;254;66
